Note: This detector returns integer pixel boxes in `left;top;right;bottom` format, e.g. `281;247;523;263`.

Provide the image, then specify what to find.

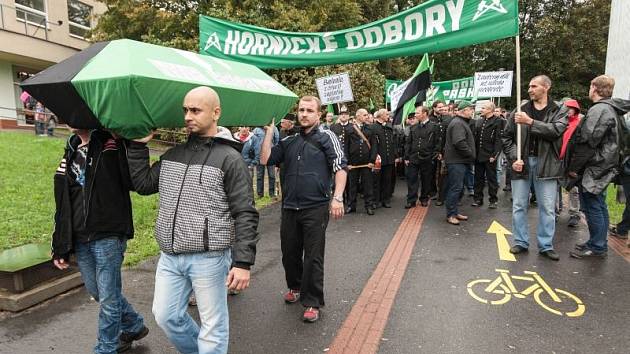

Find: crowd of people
48;73;630;354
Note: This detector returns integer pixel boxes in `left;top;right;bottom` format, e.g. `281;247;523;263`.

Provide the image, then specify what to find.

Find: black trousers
474;160;499;203
436;160;449;202
348;167;373;209
280;205;329;308
406;159;435;204
373;164;395;205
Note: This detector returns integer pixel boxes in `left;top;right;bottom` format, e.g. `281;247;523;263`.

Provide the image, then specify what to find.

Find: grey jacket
572;98;630;194
127;127;259;269
502;99;568;180
444;115;476;164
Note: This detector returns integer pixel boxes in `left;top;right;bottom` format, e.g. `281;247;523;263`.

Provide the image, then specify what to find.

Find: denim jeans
465;164;474;192
511;157;558;252
153;250;231;354
579;189;609;253
256;164;276;197
616;181;630;235
75;236;145;354
445;163;468;218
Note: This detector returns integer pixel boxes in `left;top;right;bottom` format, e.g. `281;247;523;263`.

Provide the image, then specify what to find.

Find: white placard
474;71;514;98
315;73;354;105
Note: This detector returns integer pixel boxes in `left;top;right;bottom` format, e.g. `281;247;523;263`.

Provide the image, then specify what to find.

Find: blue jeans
465;164;474;192
256;164;275;197
511;157;557;252
75;236;145;354
153;250;231;354
445;163;468;218
579;189;609;253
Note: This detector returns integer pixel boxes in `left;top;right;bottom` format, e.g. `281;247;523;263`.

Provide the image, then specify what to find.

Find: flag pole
515;35;522;161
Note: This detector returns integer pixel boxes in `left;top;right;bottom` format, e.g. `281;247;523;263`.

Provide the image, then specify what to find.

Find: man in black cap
404;106;439;208
279;113;298;140
331;106;352;207
346;108;377;215
372;108;398;208
444;101;476;225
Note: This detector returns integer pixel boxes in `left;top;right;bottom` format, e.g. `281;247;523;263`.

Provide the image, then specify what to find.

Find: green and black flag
392;54;431;125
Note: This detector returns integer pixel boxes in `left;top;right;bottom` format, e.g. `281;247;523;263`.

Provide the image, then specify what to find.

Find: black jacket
502;99;568;180
127;127;259;269
52;130;134;260
405;120;440;163
473;116;504;162
371;121;398;165
268;125;347;210
346;123;377;165
444;115;476;164
430;114;454;153
330;122;352;156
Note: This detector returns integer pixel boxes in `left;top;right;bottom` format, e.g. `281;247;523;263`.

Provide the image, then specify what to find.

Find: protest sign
316;73;353;105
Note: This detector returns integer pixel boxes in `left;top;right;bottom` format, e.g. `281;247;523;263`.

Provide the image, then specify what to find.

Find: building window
15;0;47;26
67;0;92;38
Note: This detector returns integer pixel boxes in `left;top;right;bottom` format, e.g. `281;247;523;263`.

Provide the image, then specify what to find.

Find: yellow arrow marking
487;221;516;262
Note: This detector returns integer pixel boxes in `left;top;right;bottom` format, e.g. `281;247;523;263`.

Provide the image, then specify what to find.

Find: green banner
199;0;519;69
428;76;477;103
385;79;403;103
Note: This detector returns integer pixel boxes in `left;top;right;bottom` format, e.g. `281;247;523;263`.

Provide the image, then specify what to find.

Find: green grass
606;184;625;224
0;131;276;267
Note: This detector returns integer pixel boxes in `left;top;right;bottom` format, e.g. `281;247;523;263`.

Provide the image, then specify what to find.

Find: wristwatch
333;195;344;203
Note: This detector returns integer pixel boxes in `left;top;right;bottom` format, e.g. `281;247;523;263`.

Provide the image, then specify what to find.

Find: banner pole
515;35;522;161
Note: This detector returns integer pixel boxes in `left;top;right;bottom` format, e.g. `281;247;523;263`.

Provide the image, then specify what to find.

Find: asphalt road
1;185;629;354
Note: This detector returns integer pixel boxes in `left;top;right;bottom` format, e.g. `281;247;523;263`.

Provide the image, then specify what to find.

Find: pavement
1;183;629;354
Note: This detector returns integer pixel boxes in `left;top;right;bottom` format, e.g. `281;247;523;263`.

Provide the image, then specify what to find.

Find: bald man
128;86;260;353
472;101;503;209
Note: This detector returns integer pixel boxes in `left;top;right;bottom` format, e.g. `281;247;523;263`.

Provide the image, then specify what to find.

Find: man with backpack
567;75;630;258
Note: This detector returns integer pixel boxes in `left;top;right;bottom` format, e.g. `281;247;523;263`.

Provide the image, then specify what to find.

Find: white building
606;0;630;99
0;0;106;128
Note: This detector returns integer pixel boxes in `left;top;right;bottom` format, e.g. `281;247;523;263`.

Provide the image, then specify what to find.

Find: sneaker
567;215;580;228
283;289;301;303
509;245;528;254
569;249;607;259
540;250;560;261
609;226;628;240
118;326;149;352
488;202;498;209
303;307;320;322
575;241;588;251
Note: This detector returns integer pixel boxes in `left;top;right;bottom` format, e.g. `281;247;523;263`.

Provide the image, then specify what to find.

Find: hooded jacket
52;130;134;260
568;98;630;194
502;99;568;180
127;127;259;269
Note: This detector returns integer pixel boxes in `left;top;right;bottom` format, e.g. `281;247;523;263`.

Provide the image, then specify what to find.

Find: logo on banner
204;32;222;51
473;0;508;21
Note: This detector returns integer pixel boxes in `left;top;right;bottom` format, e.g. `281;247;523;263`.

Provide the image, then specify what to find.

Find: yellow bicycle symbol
467;269;586;317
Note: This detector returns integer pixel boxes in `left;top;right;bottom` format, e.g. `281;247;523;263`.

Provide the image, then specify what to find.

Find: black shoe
575;241;588;251
435;201;444;206
488;202;498;209
420;201;428;207
503;186;512;192
404;202;415;209
609;226;629;240
471;200;482;207
569;249;607;259
366;208;375;215
118;326;149;352
567;215;580;228
382;202;392;208
345;207;356;214
431;195;438;200
509;245;528;254
540;250;560;261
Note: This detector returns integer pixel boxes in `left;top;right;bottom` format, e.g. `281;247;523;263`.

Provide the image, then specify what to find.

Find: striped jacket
128;127;259;268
